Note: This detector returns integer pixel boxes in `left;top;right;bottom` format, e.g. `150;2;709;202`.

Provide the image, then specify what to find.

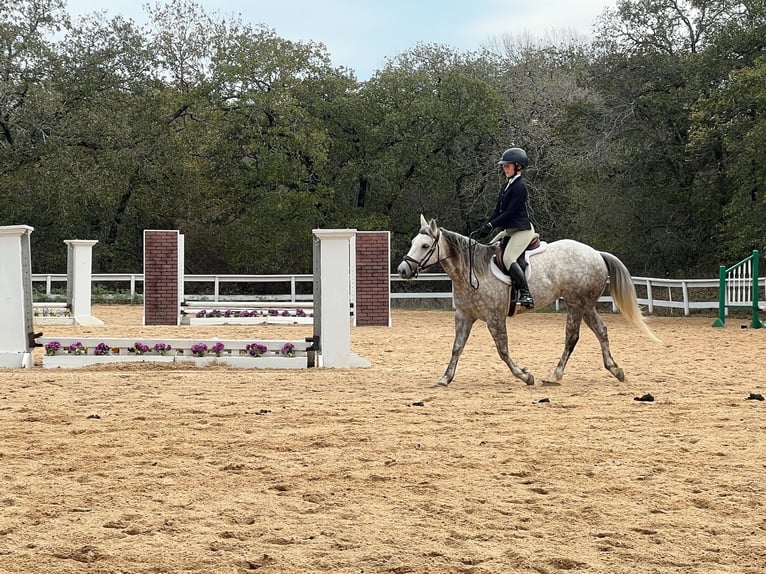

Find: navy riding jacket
488;175;532;230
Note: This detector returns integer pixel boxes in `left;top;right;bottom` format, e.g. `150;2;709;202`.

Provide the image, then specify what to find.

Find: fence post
751;250;763;329
712;265;727;327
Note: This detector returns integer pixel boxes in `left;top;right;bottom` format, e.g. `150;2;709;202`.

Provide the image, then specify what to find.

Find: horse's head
397;214;442;279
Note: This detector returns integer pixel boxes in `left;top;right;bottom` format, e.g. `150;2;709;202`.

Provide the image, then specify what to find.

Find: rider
473;147;535;309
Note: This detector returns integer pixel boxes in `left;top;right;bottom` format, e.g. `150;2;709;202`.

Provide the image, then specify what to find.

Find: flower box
37;337;311;370
42;354;307;369
175;356;307;369
184;316;313;326
43;355;176;368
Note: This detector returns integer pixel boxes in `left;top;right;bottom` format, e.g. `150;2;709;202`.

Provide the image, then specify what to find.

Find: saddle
492;233;541;275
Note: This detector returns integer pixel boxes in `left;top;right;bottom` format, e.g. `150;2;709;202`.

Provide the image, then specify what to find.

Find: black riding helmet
497;147;528;168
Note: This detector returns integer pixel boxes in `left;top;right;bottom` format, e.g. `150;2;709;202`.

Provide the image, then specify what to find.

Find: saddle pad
525;241;548;261
490;261;513;285
491;241;548;284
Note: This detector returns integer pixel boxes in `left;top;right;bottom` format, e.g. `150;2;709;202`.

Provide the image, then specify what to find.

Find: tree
0;0;71;269
47;10;202;272
561;0;749;275
484;34;595;243
692;61;766;256
352;44;507;260
183;17;356;274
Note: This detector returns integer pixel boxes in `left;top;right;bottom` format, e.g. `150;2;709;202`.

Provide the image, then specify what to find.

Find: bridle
402;227;482;289
401;228;444;278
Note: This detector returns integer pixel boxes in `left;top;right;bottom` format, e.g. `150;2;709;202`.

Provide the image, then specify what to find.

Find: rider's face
502;163;515;176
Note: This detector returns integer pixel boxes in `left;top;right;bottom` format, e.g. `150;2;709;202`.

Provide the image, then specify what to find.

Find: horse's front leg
437;313;475;387
486;317;534;386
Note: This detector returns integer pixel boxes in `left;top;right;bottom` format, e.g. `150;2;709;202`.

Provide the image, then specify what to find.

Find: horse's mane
440;227;494;276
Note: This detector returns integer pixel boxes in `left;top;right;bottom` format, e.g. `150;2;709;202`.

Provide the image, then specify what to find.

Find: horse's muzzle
397;260;415;279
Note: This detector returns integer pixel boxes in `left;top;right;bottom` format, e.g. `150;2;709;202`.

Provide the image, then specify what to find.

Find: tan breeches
496;226;536;270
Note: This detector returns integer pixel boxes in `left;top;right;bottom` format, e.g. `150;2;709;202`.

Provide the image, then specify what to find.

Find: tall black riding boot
508;262;534;309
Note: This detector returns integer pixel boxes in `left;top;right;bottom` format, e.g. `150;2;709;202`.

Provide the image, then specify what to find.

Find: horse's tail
600;252;663;344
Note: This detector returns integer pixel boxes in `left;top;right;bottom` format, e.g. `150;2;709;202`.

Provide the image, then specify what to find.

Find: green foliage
357;46;507;259
689;55;766;258
0;0;763;278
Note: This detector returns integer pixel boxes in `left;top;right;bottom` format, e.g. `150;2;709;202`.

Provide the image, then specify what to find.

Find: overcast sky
65;0;618;79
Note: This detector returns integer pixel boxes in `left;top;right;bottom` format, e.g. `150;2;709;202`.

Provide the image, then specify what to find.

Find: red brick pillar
143;230;182;325
354;231;390;326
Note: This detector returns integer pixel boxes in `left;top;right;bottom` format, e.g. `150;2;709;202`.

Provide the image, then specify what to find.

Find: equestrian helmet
497;147;528;168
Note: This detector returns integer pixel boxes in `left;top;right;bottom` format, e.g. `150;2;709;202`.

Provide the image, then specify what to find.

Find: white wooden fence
31;272;766;316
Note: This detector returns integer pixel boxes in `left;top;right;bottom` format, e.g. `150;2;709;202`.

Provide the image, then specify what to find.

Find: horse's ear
429;218;438;234
419;214;428;229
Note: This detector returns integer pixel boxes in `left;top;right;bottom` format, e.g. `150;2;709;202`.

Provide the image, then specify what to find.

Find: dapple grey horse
397;215;662;387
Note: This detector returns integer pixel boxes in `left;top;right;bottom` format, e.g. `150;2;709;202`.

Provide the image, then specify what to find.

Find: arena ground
1;305;764;573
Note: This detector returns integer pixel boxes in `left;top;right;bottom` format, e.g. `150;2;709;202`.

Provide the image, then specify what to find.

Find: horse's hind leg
486;316;534;385
584;308;624;381
437;312;475;387
544;308;582;385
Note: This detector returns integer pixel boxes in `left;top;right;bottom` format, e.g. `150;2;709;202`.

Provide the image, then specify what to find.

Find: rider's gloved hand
470;222;493;237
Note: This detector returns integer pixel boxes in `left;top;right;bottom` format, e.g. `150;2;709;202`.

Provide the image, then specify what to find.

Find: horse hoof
436;380;450;388
615;369;625;382
524;374;535;386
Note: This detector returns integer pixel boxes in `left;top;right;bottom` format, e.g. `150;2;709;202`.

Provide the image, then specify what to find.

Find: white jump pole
65;239;103;325
0;225;34;368
313;228;355;368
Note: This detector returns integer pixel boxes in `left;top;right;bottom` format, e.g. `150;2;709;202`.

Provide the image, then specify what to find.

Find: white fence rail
31;272;766;316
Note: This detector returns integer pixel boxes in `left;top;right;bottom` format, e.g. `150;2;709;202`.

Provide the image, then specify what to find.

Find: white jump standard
0;225;35;368
33;239;103;326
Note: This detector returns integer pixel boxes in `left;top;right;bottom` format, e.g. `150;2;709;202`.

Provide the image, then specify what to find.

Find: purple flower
246;342;267;357
211;342;225;356
191;342;208;357
133;341;150;354
68;342;87;355
196;309;206;318
94;342;111;356
44;341;61;355
153;342;172;355
280;342;296;357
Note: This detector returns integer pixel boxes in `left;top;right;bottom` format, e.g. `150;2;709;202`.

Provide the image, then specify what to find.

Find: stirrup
517;292;534;309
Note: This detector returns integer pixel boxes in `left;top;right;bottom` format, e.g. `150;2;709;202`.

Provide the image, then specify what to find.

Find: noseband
402;229;442;278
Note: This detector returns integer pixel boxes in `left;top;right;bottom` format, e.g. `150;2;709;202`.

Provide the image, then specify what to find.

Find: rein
403;228;481;290
468;236;481;290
